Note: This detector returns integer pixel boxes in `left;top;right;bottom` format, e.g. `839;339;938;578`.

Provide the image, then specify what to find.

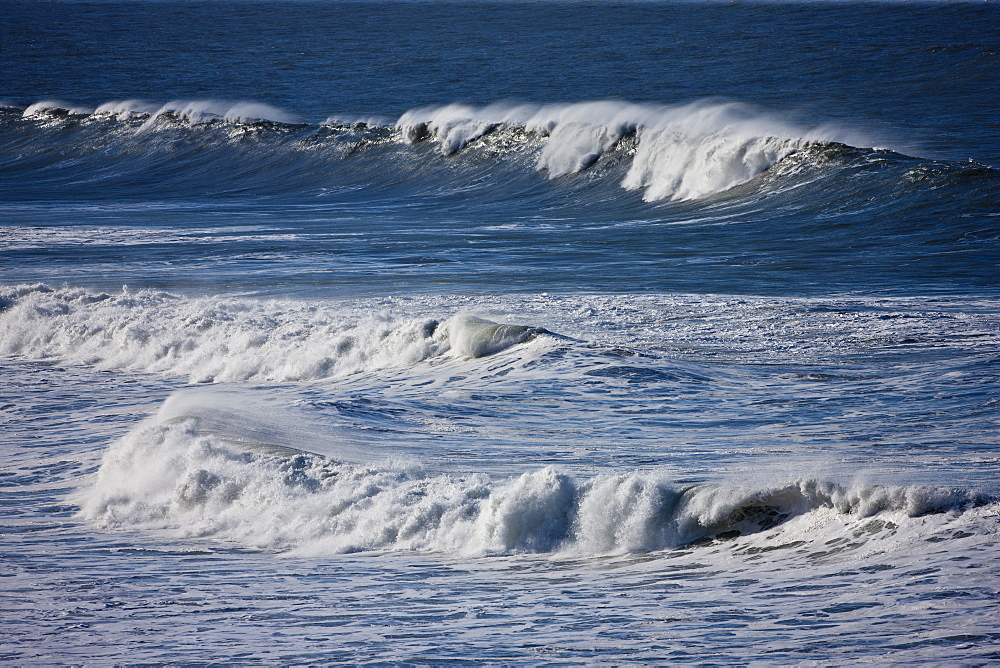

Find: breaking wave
0;285;556;383
23;97;301;126
76;393;993;557
396;100;846;201
3;96;898;202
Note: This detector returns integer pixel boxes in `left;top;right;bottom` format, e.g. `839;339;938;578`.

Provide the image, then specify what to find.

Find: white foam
0;286;545;382
397;102;539;155
623;123;803;201
322;114;395;128
396;100;853;200
18;96;299;128
221;101;301;125
93;99;161;120
523;100;647;177
76;401;992;557
22;99;95;118
138;99;300;130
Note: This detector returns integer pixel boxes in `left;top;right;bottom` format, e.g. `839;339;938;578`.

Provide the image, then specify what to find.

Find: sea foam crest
397;100;843;201
17;96;300;127
22;99;95;118
12;95;860;201
93;99;161;121
77;399;991;556
137;99;301;130
0;285;547;382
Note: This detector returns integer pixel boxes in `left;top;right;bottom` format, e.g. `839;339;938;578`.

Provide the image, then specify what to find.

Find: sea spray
0;286;555;382
77;394;992;556
7;96;867;201
138;99;301;130
397;100;851;200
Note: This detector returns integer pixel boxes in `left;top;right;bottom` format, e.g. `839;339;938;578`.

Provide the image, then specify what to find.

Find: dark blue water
2;1;998;296
2;1;999;664
4;1;998;155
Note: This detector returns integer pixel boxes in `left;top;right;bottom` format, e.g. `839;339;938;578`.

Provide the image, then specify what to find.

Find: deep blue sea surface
2;1;999;663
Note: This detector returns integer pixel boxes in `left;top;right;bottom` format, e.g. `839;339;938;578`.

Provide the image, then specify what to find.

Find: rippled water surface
2;0;999;663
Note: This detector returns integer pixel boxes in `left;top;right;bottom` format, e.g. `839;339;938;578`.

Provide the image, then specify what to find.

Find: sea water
2;1;999;663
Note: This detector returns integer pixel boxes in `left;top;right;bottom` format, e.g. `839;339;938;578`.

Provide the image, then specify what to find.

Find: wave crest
22;99;95;118
76;399;992;556
137;100;302;129
0;286;549;382
396;100;848;200
6;96;892;201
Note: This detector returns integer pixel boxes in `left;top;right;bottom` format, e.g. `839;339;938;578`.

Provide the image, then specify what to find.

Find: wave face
1;96;988;207
3;98;997;296
3;97;842;202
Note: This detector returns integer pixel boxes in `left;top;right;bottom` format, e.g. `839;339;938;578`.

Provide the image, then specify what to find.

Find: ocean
2;0;999;663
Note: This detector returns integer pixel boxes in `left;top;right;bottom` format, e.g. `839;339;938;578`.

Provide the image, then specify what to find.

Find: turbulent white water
0;286;565;384
76;386;992;558
4;284;995;378
4;1;999;661
6;284;997;564
397;100;854;200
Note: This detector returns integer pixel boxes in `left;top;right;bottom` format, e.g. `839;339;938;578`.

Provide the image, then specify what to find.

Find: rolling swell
3;97;995;209
4;97;997;295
